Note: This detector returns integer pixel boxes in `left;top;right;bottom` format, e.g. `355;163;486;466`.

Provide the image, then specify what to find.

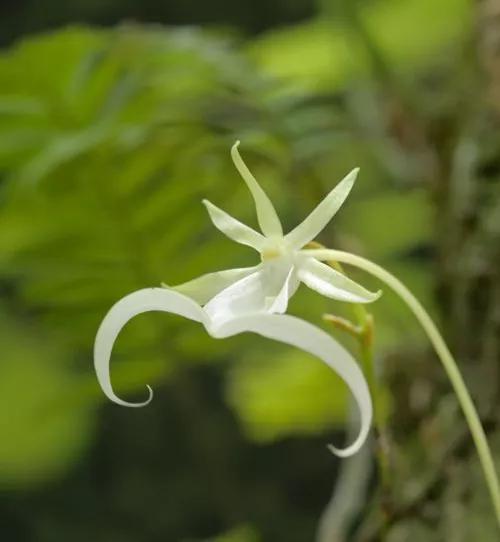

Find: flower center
260;238;290;262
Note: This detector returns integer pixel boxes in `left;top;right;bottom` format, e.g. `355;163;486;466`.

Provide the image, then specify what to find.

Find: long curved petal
298;257;381;303
231;141;283;237
94;287;372;457
203;199;265;251
285;168;358;249
214;313;372;457
94;288;207;407
168;265;260;305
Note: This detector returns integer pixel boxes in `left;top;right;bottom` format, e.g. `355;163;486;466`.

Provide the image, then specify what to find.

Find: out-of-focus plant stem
303;247;500;528
316;420;372;542
352;306;391;500
311;241;392;534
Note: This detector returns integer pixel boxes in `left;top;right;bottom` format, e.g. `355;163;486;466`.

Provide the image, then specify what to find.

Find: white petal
298;257;381;303
204;259;298;324
168;266;260;305
231;141;283;237
266;266;300;314
204;268;266;325
212;313;373;457
285;168;358;248
203;199;265;251
94;288;207;407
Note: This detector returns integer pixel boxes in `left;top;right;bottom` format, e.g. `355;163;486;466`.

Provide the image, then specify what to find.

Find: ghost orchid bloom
172;141;381;326
94;288;371;457
92;143;500;517
94;141;380;458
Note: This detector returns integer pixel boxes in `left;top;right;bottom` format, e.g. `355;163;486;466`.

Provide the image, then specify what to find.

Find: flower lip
94;287;373;457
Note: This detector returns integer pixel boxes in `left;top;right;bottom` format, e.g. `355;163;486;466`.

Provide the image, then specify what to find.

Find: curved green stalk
303;248;500;526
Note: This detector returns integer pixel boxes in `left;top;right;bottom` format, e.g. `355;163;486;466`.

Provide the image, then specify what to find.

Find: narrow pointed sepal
231;141;283;237
285;168;358;249
298;257;381;303
203;199;265;251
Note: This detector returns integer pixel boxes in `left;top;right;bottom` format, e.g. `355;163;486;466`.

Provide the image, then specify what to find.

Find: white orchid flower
172;141;381;326
94;141;381;457
94;288;371;457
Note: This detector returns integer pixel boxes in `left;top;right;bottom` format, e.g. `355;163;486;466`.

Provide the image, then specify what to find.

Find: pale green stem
302;248;500;526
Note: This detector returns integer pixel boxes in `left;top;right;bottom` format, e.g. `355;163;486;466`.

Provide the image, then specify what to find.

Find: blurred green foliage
251;0;470;89
1;0;496;540
0;315;94;488
227;349;349;442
